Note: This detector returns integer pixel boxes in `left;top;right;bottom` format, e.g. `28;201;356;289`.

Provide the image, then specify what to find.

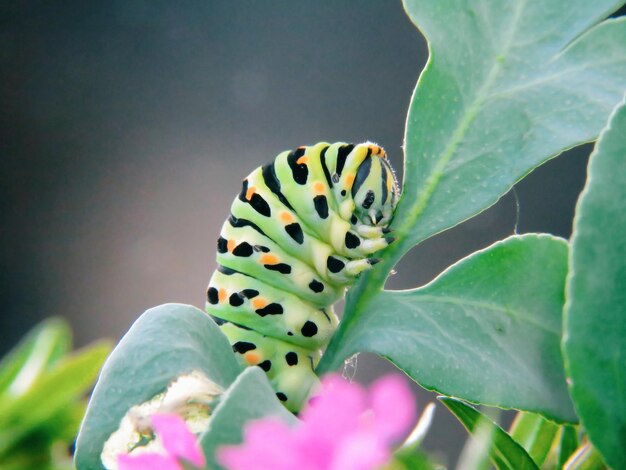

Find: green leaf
564;443;607;470
0;341;110;457
321;235;576;422
2;403;85;470
0;318;71;397
326;0;626;380
557;425;578;468
1;444;55;470
37;401;88;444
199;367;296;470
440;397;538;470
563;96;626;469
509;412;559;466
346;0;626;300
74;303;241;470
391;447;439;470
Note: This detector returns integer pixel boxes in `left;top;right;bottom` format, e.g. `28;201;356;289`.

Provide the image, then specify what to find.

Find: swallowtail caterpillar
206;142;399;411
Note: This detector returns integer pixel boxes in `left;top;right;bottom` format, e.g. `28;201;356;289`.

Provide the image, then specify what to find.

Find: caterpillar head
350;144;400;227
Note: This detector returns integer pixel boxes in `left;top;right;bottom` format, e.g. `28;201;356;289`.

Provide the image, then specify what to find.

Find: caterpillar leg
355;224;391;239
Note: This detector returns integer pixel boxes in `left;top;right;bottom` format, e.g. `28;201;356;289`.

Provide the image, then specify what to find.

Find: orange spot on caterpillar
245;186;256;201
313;182;325;194
345;174;355;186
260;254;279;265
252;298;267;309
296;156;308;165
227;239;236;252
280;212;293;223
244;351;261;365
218;288;227;303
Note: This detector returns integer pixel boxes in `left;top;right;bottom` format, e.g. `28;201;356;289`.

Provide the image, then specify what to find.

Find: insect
206;142;400;411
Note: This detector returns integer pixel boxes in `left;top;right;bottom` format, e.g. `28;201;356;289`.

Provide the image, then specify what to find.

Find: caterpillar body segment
206;142;399;411
216;223;343;306
208;269;338;350
218;322;323;409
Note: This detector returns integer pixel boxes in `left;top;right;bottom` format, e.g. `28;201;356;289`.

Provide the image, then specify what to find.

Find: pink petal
151;414;206;467
243;418;293;444
218;373;417;470
291;431;334;470
330;431;390;470
217;418;301;470
300;374;366;438
297;375;368;467
117;453;182;470
369;375;416;443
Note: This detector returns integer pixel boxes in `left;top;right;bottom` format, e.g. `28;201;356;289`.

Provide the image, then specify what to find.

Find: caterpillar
206;142;399;411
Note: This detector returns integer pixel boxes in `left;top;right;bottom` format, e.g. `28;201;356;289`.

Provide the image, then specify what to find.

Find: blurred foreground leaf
563;97;626;469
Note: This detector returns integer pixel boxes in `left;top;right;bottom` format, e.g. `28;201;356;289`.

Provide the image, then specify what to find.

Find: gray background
3;1;621;465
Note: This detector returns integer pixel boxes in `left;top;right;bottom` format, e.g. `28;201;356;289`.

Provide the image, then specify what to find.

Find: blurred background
2;1;619;466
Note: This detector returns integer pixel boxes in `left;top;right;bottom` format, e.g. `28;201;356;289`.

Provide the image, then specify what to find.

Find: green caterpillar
206;142;399;411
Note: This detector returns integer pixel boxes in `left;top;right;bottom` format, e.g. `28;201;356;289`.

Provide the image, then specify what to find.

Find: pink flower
117;414;206;470
218;374;416;470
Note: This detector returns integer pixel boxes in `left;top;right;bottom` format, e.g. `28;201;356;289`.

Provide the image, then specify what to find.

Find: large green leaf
322;235;576;422
199;367;297;470
346;0;626;301
563;97;626;469
440;397;538;470
325;0;626;371
74;303;241;470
